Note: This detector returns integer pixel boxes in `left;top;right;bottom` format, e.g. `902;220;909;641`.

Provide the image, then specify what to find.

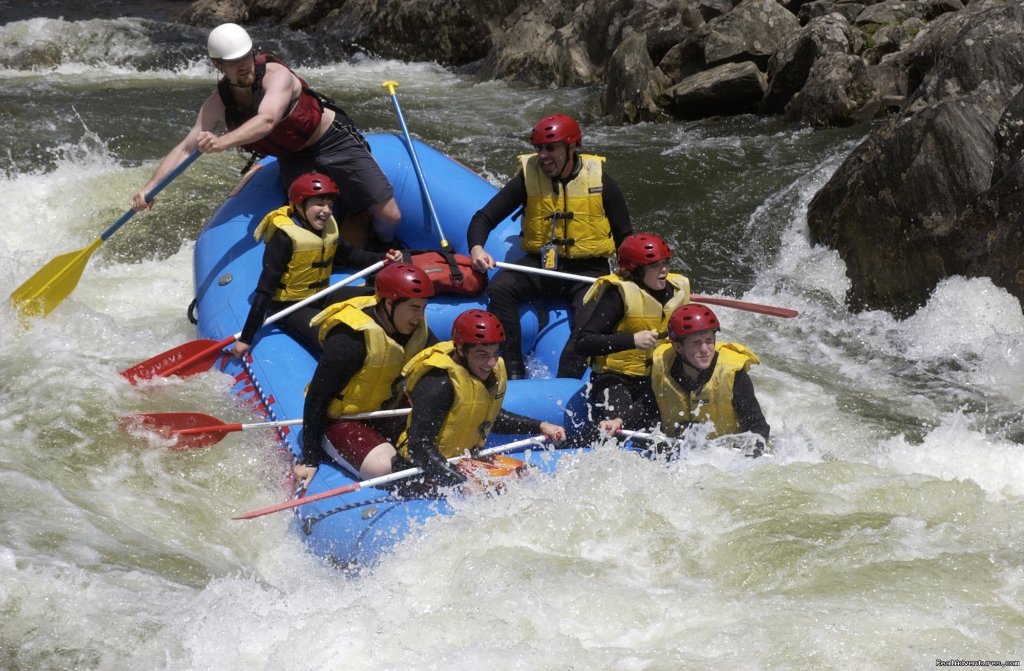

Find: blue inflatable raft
193;133;591;566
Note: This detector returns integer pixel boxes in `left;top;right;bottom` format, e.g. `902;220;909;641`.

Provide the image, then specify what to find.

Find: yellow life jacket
253;205;339;301
518;153;615;259
309;295;429;417
584;273;691;377
650;342;759;438
396;342;507;460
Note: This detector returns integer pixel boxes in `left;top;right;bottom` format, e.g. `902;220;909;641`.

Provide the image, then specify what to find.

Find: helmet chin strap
377;298;403;335
556;148;575;179
679;349;704;378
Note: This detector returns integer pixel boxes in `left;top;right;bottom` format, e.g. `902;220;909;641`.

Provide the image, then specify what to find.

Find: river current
1;11;1022;671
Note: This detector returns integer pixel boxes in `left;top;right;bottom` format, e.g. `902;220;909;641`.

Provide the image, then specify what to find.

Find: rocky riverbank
182;0;1024;317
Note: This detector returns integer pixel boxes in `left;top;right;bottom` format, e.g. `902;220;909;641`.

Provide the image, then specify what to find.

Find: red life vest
218;53;324;157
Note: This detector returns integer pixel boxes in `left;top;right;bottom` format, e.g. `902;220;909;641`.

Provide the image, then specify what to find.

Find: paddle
381;80;449;248
382;80;471;290
120;259;387;383
617;428;768;457
233;434;548;520
10;150;202;319
493;261;798;318
123;407;411;450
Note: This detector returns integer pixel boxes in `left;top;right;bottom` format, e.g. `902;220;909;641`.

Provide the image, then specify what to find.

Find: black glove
409;441;467;486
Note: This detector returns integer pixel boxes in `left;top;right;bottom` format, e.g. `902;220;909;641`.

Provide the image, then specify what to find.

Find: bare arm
131;91;225;211
200;63;298;154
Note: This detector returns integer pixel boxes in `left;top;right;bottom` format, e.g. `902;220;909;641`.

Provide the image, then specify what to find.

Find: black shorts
279;119;394;214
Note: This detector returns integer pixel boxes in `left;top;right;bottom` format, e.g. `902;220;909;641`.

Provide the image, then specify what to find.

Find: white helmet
207;23;253;61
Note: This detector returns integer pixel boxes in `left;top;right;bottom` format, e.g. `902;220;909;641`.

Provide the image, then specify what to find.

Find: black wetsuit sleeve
240;234;293;345
492;408;543;435
574;289;635;357
732;370;770;442
300;325;367;466
404;371;466;484
467;174;526;250
602;173;633;247
332;242;386;271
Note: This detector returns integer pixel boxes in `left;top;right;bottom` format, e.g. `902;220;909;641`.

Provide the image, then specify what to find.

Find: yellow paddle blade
9;237;103;319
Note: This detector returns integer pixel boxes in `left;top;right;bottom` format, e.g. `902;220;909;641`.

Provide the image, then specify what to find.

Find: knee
359;442;397;478
486;274;520;307
372;198;401;229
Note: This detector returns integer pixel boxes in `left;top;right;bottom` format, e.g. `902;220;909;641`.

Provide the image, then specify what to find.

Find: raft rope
301;496;399;534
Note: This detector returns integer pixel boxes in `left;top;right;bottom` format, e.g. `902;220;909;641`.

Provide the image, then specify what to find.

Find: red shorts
325;418;399;469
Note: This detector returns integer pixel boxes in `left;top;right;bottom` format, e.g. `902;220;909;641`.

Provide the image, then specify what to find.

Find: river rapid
1;10;1023;671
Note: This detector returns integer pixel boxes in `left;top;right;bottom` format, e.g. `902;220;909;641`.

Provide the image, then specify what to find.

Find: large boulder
659;0;801;80
321;0;516;65
784;51;884;126
602;29;673;123
888;0;1024;109
183;0;254;24
760;13;862;114
480;6;601;86
807;86;1009;315
659;60;768;117
806;0;1024;315
953;87;1024;303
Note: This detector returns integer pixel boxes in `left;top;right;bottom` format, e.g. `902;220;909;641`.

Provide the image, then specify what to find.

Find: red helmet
668;304;720;340
374;263;435;300
617;233;672;271
531;114;582;147
288;173;339;210
452;309;505;349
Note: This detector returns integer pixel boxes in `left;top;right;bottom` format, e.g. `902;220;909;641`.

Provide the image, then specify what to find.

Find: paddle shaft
122;260;387;382
103;150;203;240
493;261;797;318
173;407;410;438
258;259;386;330
178;259;384;369
233;434;548;520
381;81;450;248
11;150;203;318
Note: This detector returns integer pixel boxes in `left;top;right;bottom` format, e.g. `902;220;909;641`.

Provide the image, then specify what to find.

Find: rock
480;9;600;86
698;0;741;21
805;0;1024;315
659;60;768;118
992;86;1024;185
700;0;802;70
324;0;516;65
602;29;673;123
658;0;800;84
807;86;1008;315
889;0;1024;110
861;16;926;65
182;0;250;25
615;0;704;64
954;87;1024;302
853;0;963;26
784;52;884;126
761;13;862;114
798;1;866;25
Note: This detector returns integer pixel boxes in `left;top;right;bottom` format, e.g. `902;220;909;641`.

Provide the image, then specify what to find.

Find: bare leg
369;197;401;243
359;442;397;478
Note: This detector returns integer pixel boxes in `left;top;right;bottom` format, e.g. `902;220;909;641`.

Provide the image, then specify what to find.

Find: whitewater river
1;11;1022;671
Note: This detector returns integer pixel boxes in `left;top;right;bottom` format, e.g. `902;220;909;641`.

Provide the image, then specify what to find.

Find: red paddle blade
120;337;232;384
119;411;232;450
